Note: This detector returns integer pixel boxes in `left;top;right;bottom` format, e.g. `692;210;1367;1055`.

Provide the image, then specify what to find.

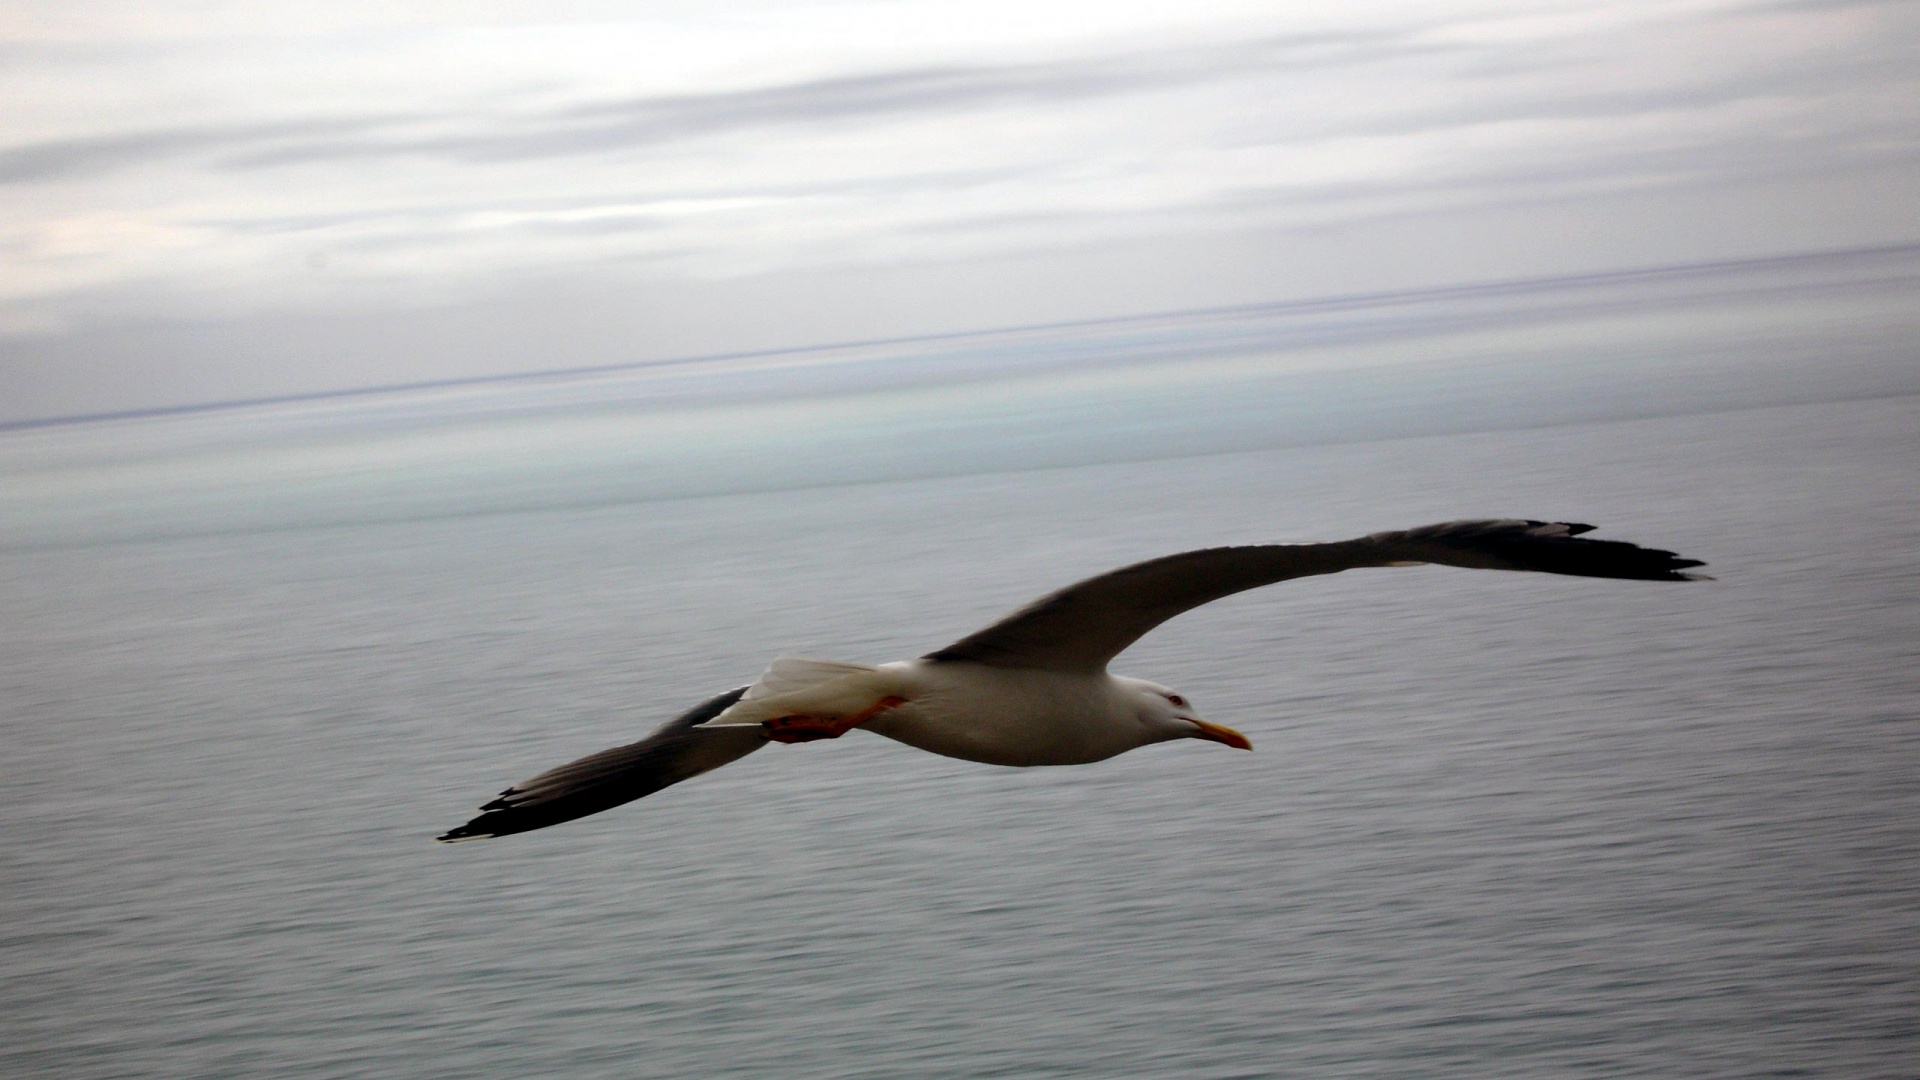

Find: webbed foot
760;696;908;744
762;715;846;743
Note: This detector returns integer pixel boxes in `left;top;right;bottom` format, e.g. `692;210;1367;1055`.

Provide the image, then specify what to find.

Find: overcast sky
3;0;1917;420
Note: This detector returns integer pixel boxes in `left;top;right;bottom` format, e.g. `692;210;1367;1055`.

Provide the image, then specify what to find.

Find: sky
2;0;1918;421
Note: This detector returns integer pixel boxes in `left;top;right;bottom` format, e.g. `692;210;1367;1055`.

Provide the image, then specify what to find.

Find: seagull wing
437;686;757;842
923;520;1706;673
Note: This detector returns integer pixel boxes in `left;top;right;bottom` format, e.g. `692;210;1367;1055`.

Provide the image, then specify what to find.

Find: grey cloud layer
1;30;1432;182
0;117;394;183
11;12;1913;197
5;0;1918;397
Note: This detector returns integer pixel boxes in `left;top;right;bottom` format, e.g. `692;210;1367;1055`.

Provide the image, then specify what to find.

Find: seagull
438;519;1704;842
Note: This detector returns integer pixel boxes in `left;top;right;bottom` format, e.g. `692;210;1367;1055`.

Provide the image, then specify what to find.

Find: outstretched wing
438;686;757;842
923;520;1705;673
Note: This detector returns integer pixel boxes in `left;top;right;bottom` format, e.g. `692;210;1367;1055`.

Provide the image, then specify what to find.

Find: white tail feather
701;660;903;728
743;657;879;699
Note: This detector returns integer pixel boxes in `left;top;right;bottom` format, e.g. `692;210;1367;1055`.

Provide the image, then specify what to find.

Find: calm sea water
3;395;1916;1078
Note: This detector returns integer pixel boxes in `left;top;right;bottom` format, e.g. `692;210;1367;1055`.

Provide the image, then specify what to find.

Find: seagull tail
742;656;881;699
695;657;892;728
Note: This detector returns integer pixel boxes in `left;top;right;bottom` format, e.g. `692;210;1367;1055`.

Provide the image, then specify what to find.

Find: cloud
1;0;1917;417
401;30;1433;162
0;117;402;183
0;29;1436;183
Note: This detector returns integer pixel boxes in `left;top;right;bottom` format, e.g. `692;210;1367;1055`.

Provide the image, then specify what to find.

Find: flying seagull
438;519;1703;842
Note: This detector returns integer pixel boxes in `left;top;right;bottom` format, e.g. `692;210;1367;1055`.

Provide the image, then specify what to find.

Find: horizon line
5;239;1916;434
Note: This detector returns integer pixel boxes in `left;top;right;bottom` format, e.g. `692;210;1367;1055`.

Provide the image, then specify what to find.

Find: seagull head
1117;677;1253;752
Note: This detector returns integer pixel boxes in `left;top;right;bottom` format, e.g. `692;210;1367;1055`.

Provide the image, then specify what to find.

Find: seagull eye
1167;694;1186;707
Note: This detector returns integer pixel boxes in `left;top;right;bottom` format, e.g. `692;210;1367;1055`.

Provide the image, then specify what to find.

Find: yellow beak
1188;719;1253;751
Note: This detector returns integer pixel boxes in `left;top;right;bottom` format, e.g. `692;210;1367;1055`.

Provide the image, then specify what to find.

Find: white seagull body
439;520;1704;842
705;658;1239;767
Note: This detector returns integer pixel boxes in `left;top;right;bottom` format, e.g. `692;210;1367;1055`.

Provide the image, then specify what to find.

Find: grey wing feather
923;520;1706;672
437;686;759;842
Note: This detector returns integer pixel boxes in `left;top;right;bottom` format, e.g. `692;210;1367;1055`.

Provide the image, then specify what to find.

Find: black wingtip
439;792;527;841
436;684;758;845
435;824;496;844
1669;555;1713;582
1396;519;1709;581
452;788;523;835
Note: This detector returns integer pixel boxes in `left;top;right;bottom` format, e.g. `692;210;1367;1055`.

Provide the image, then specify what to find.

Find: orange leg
762;696;907;744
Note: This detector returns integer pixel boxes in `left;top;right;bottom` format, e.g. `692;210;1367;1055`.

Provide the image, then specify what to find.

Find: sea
3;250;1917;1078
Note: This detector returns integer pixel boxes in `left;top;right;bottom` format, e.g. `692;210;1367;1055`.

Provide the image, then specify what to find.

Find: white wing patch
743;656;880;699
